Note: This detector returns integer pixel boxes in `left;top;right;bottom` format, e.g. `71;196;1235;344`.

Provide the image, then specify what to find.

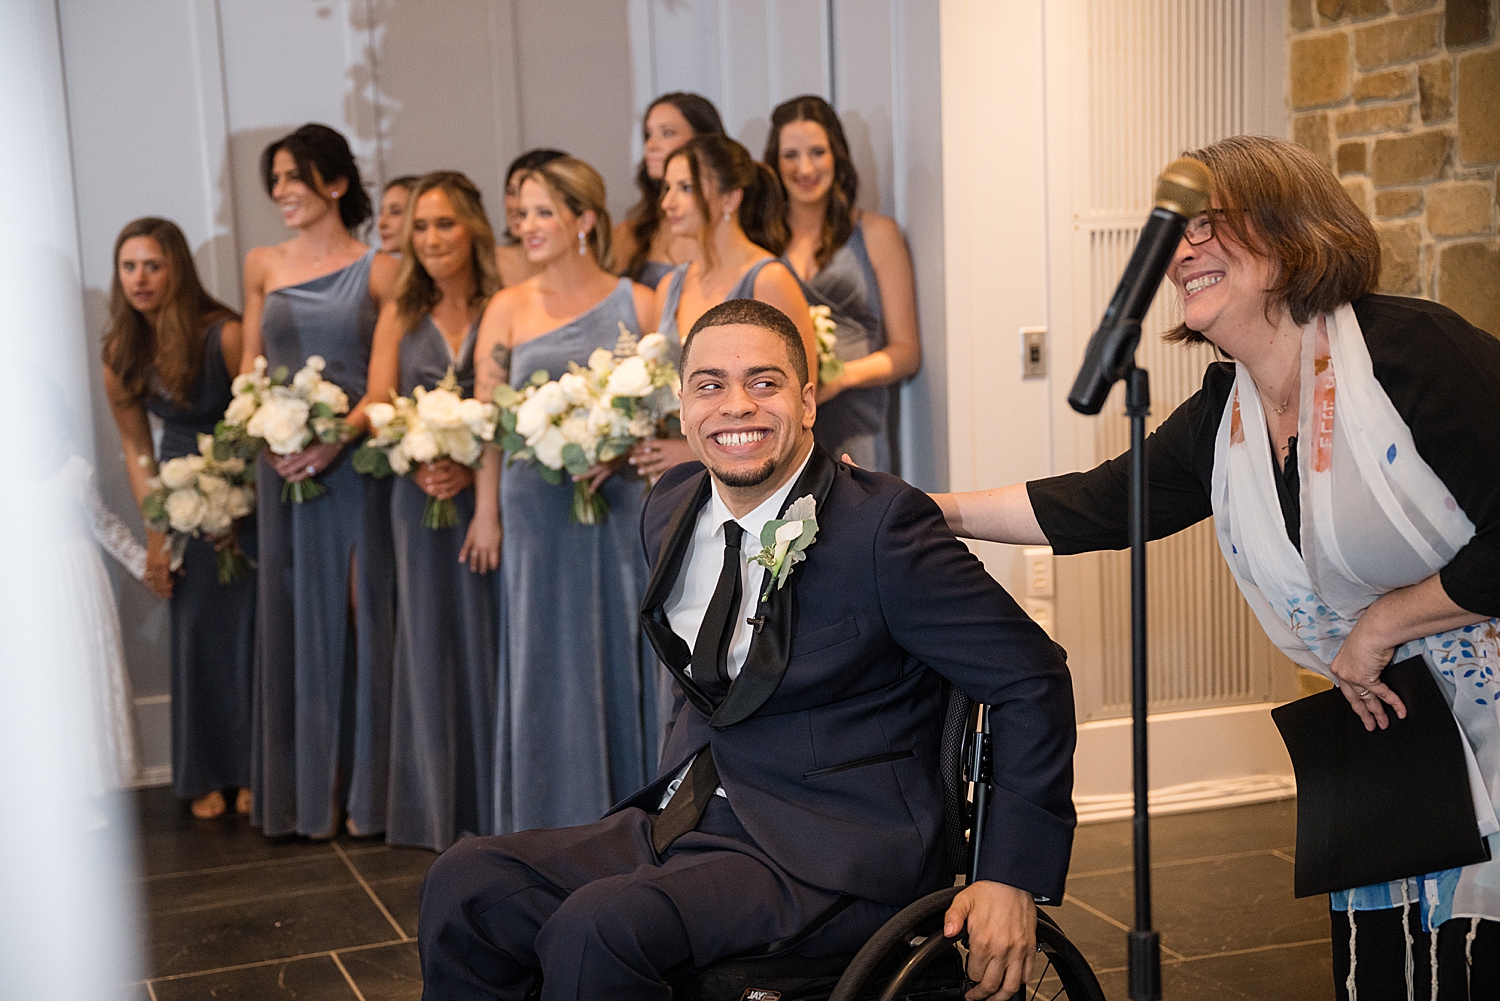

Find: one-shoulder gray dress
144;320;256;801
498;277;660;832
791;222;893;472
657;256;782;365
252;248;396;838
386;316;497;851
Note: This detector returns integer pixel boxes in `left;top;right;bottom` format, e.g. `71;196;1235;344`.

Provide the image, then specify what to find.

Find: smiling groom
418;299;1076;1001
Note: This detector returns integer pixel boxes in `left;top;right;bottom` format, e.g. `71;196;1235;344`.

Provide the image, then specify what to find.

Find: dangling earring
578;231;587;256
723;210;731;222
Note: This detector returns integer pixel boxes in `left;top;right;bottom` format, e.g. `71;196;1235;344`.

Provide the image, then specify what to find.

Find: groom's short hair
682;299;809;386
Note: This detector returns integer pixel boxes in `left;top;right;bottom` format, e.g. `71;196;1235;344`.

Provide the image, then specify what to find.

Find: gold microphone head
1154;157;1213;218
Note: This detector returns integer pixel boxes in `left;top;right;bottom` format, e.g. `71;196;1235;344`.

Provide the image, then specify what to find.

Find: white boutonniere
750;495;819;600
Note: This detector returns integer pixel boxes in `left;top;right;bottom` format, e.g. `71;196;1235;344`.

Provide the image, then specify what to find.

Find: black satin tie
690;520;744;699
653;520;744;854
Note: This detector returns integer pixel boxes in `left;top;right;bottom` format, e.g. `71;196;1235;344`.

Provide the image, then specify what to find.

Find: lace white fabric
80;461;147;581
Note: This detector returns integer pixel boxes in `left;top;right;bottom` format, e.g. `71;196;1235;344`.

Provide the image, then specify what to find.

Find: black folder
1271;657;1491;898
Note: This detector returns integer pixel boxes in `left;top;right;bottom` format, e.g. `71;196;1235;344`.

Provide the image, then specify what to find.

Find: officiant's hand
270;440;343;482
944;880;1035;999
1331;605;1406;732
415;460;474;500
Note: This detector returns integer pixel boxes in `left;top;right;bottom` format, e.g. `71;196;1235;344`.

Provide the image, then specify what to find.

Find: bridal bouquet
809;305;845;384
140;434;256;584
351;369;499;529
494;324;679;525
214;355;351;503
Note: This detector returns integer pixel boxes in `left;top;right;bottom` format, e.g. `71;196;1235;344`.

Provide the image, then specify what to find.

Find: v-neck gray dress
790;221;892;472
251;248;397;839
386;316;498;851
497;277;661;832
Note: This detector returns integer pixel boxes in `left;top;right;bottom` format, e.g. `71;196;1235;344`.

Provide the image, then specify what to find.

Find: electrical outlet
1023;546;1054;598
1021;327;1047;379
1025;599;1056;639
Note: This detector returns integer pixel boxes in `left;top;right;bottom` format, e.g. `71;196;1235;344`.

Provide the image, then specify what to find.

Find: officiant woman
929;135;1500;999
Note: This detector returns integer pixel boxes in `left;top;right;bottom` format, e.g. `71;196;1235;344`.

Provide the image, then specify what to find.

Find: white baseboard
129;765;171;789
1073;701;1296;824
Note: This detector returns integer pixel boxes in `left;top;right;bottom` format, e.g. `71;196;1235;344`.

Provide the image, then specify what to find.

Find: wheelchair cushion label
740;991;782;1001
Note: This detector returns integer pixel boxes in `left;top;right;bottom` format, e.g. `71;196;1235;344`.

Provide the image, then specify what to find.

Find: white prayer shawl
1210;303;1500;933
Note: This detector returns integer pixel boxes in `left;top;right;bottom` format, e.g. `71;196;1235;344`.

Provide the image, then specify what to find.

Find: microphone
1068;157;1214;415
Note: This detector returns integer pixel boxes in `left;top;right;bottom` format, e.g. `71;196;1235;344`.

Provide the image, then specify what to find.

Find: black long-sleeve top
1028;295;1500;618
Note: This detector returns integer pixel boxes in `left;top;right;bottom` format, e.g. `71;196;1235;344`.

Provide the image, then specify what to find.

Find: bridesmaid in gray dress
102;217;256;820
383;173;502;851
240;124;402;839
764;96;922;473
474;156;660;832
629;134;819;483
612;92;724;289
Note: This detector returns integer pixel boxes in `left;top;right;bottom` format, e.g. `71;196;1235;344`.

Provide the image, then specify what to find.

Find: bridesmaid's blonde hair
394;171;501;333
519;156;613;271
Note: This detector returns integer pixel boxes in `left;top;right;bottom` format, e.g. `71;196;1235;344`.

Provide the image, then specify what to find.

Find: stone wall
1288;0;1500;335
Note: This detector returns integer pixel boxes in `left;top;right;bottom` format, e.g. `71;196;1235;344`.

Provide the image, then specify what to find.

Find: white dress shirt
658;449;813;806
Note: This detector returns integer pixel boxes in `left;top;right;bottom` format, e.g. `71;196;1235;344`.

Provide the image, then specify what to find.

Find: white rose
535;381;568;417
388;448;411;476
459;398;496;438
248;395;312;455
586;401;616;436
514;394;551;441
416;387;466;429
636;332;669;364
292;365;321;394
227;485;255;519
628;413;655;438
200;504;233;536
366;402;396;430
604;356;653;398
164;488;207;533
224;393;258;426
197;474;230;503
443;428;483;466
588;348;615;375
560;414;594;447
310;381;349;414
558;371;595;407
218;456;246;476
402;426;441;463
158;457;198;490
531;425;567;470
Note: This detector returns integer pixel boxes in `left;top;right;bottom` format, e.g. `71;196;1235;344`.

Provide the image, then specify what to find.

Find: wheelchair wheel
828;887;1106;1001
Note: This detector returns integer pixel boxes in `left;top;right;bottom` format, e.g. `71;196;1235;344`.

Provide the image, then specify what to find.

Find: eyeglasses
1183;209;1234;246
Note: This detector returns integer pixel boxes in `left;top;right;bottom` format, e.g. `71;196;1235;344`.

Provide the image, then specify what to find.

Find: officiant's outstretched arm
419;296;1074;1001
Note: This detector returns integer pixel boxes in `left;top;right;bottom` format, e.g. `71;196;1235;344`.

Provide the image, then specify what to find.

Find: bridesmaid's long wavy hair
259;123;373;233
520;156;613;271
394;172;501;333
666;135;788;269
763;95;860;271
623;93;724;280
103;217;237;407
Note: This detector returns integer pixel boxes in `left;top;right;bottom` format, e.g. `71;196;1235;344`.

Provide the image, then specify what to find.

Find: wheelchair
671;685;1106;1000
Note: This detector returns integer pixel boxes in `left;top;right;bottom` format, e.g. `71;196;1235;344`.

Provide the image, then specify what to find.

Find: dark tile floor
124;789;1331;999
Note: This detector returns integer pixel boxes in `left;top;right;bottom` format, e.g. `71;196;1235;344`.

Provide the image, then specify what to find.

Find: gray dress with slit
144;320;257;800
497;277;660;832
251;248;397;838
791;222;892;472
386;317;497;851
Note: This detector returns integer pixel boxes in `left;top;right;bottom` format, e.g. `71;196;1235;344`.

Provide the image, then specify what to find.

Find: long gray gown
498;277;660;832
386;317;497;851
144;320;257;800
252;248;396;838
789;221;893;472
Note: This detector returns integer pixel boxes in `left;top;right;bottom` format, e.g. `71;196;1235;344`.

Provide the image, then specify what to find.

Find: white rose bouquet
809;305;845;384
213;355;351;503
351;369;499;529
140;434;257;584
494;323;680;525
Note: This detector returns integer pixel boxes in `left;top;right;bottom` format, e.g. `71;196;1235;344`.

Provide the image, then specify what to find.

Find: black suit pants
418;796;899;1000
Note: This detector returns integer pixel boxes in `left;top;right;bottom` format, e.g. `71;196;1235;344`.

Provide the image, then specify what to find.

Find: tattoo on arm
488;342;512;387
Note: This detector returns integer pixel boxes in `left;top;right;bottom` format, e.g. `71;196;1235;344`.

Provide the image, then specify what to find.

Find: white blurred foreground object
0;0;144;995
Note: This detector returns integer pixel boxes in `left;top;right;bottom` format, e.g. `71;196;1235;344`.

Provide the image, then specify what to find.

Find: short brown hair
394;172;501;333
1167;135;1380;344
683;299;809;385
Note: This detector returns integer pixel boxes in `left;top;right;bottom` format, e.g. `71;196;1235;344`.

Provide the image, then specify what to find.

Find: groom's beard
708;456;779;489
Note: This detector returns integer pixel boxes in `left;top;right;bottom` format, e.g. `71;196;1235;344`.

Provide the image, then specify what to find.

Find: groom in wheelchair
419;299;1077;1000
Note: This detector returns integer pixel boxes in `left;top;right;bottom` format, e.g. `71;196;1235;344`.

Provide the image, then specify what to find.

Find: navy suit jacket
622;444;1076;906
